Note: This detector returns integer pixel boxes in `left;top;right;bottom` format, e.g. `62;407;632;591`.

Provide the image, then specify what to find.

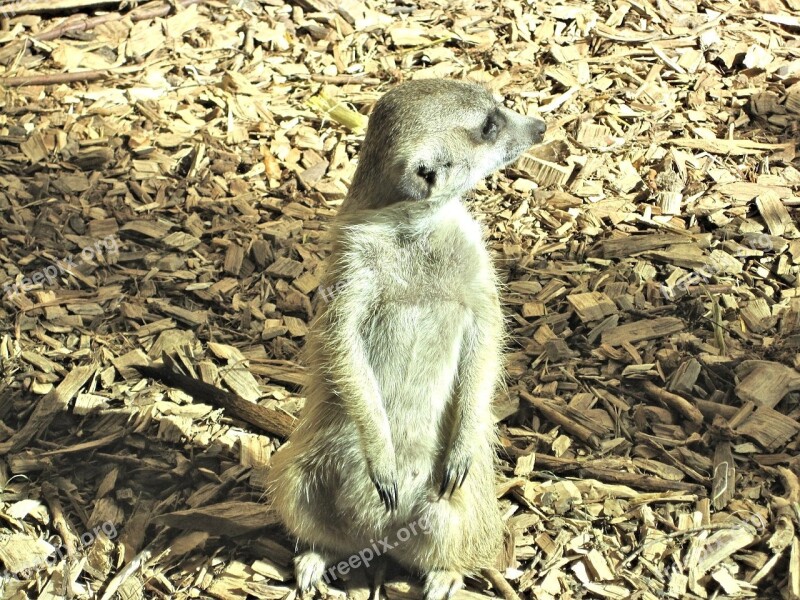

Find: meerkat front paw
370;469;399;511
295;550;328;594
439;446;471;499
368;455;399;511
423;570;463;600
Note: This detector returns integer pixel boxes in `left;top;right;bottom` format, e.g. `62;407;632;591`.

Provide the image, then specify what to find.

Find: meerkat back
267;79;545;600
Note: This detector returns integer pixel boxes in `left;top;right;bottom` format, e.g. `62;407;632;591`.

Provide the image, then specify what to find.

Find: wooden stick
135;355;296;439
519;390;602;450
0;0;119;16
504;449;706;494
574;467;705;494
481;568;521;600
641;380;704;425
0;0;204;64
310;74;382;85
41;481;80;558
0;68;112;87
43;0;205;41
694;398;738;420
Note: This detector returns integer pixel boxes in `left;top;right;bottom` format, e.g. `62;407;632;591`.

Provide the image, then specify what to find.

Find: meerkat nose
528;118;546;144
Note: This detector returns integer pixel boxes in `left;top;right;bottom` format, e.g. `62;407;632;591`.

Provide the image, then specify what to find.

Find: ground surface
0;0;799;599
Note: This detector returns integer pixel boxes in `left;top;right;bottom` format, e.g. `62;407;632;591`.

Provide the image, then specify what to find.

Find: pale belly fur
364;298;468;479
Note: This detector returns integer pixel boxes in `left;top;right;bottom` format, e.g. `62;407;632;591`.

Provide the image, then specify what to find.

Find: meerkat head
344;79;546;212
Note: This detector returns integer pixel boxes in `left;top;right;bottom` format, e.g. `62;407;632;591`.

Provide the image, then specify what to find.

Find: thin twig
0;68;111;87
481;568;521;600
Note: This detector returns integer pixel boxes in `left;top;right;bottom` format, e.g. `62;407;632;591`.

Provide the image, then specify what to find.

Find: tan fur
267;79;545;600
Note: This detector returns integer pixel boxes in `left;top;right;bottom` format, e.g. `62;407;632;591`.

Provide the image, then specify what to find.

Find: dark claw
371;476;398;511
456;463;469;490
439;467;453;498
439;459;470;500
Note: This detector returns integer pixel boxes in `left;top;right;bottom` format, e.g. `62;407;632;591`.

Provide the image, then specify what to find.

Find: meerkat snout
528;116;547;143
268;78;539;600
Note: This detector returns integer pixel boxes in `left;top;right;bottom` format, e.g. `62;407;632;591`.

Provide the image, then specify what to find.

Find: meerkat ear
398;160;437;200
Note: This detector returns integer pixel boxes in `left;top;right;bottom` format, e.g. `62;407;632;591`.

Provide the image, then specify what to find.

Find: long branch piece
641;380;704;424
481;568;521;600
519;390;603;450
0;0;204;65
0;0;119;16
0;68;111;86
135;355;296;439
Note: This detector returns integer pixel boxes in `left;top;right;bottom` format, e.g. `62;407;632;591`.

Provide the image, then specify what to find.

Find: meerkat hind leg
423;570;463;600
345;565;372;600
295;549;329;594
369;556;387;600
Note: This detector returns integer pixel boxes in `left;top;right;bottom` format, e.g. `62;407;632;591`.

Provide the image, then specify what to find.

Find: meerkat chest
376;208;491;307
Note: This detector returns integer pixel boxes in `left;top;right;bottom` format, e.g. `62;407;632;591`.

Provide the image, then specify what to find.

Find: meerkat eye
417;165;436;186
481;114;499;142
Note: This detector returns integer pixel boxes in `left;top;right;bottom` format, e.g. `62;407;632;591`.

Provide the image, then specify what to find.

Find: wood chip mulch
1;0;799;599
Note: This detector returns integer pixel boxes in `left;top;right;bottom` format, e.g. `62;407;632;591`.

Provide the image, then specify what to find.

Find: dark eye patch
417;164;436;185
481;109;503;142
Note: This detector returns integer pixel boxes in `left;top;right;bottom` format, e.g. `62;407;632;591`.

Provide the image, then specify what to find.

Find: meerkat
267;79;546;600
